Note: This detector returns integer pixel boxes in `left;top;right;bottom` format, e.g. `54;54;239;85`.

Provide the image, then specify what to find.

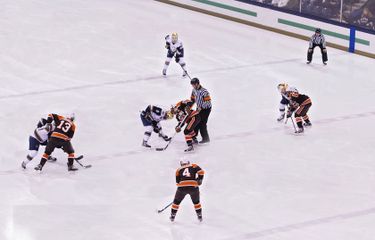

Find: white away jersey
165;35;183;54
149;105;167;122
32;124;54;143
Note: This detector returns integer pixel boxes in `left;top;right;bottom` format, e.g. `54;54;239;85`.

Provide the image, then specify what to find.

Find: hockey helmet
277;83;288;93
175;100;193;112
66;112;75;122
164;110;174;120
171;32;178;43
190;78;200;85
286;86;299;97
315;28;321;34
179;157;190;166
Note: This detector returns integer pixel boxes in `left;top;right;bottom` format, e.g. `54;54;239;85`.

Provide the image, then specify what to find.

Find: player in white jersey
22;118;56;169
162;33;188;77
140;105;174;148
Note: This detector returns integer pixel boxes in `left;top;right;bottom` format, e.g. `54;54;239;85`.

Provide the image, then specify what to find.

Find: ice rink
1;0;375;239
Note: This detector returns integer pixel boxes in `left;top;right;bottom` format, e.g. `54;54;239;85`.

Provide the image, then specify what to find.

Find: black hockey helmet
315;28;321;34
175;99;193;113
190;78;200;85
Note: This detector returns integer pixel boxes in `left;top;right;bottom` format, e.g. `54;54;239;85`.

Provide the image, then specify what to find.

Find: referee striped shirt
309;34;326;48
191;86;212;110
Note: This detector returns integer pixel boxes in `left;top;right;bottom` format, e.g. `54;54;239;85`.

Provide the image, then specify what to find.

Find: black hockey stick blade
74;156;92;169
157;202;173;213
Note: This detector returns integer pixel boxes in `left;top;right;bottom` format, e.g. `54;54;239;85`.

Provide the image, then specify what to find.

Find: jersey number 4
182;168;191;177
57;120;72;133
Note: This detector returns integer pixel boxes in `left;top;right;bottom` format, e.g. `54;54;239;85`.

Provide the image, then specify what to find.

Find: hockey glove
197;179;203;186
44;123;53;132
175;126;181;133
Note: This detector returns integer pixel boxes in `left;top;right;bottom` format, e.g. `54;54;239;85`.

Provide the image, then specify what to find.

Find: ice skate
34;164;43;171
277;114;285;122
296;128;304;133
197;213;203;222
21;161;27;169
67;163;78;171
199;139;210;144
184;145;194;152
170;213;176;222
142;140;151;148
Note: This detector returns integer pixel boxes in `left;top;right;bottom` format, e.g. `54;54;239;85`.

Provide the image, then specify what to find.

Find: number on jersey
182;168;191;177
57;120;72;133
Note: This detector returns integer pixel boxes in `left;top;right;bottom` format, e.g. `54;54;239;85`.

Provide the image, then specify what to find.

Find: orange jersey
47;114;76;141
175;164;204;187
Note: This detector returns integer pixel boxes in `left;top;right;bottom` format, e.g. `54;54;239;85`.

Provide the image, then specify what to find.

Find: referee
190;78;211;143
307;28;328;65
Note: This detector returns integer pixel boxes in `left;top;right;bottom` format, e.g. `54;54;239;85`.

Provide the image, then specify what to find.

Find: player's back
176;164;203;187
291;93;310;105
48;114;76;141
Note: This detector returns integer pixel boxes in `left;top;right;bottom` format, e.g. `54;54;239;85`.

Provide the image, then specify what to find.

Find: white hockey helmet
277;83;288;93
286;86;299;97
179;157;190;166
286;86;298;93
171;32;178;43
66;112;75;122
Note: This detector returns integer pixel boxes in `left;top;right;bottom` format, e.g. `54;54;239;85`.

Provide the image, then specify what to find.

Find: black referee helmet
190;78;200;85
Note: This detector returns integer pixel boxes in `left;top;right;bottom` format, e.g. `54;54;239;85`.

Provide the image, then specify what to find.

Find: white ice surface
1;1;375;240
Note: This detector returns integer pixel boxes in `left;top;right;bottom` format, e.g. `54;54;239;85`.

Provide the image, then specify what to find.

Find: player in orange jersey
34;113;78;171
170;159;205;222
173;100;201;152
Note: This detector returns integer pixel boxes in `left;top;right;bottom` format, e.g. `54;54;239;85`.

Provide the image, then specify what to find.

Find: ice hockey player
173;100;201;152
276;83;291;122
21;118;56;169
170;158;205;222
285;87;312;133
162;33;188;77
34;113;78;171
307;28;328;65
140;105;174;148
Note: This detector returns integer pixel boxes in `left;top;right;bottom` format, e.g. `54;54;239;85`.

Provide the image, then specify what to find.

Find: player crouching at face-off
172;100;201;152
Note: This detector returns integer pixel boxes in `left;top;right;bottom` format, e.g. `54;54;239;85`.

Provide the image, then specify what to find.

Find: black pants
171;187;201;215
40;137;75;166
307;43;328;62
198;108;211;141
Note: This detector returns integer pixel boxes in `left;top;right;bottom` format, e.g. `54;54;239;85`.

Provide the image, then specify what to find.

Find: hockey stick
155;113;189;151
290;117;298;133
155;132;177;151
180;65;192;80
184;71;192;80
157;202;173;213
74;155;92;168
